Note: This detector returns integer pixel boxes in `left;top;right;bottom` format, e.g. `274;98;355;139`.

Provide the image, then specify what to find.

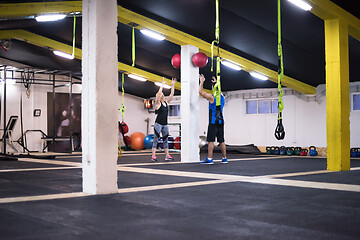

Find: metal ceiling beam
309;0;360;42
0;30;182;91
117;5;316;94
0;2;81;19
0;1;316;94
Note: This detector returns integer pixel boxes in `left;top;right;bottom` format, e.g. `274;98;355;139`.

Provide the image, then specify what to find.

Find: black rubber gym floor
1;152;360;239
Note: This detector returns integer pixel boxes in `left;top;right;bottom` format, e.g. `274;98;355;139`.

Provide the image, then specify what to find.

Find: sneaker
165;155;174;161
221;158;228;164
151;156;157;162
200;158;213;164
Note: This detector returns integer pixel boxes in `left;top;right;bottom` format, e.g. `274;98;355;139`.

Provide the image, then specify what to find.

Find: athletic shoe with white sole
165;155;174;161
221;158;228;164
200;158;213;164
151;156;157;162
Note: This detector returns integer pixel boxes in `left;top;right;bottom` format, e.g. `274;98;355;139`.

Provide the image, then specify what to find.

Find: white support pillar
82;0;118;194
181;45;200;163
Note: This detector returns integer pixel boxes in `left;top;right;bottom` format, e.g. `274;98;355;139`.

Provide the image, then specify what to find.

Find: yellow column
325;18;350;171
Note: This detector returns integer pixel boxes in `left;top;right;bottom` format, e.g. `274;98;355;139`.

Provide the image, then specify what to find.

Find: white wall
223;94;327;147
222;83;360;148
3;74;360;153
118;92;149;137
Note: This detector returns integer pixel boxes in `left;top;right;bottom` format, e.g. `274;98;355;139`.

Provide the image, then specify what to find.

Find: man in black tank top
151;77;176;161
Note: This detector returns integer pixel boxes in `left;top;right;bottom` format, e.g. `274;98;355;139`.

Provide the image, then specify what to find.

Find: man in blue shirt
199;74;227;164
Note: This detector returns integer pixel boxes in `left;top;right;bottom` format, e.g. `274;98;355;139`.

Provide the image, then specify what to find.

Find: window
246;99;278;114
271;99;278;113
353;94;360;111
169;105;180;117
258;100;270;114
246;100;257;114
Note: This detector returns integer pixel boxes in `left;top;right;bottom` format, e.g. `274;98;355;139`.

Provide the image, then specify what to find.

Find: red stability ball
118;121;129;134
130;132;145;150
124;136;131;146
171;53;181;69
174;136;181;150
192;52;208;68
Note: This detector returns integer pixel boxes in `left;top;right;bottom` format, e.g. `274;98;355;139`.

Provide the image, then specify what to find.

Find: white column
181;45;200;162
82;0;118;194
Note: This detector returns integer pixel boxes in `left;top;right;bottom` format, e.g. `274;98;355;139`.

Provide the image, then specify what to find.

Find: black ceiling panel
0;0;359;99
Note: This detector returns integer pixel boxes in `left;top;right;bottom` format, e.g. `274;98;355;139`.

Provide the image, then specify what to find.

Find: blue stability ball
143;134;154;149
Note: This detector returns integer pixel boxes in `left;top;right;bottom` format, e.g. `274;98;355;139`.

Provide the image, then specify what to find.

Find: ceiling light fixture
154;81;171;89
249;71;268;81
221;60;242;71
140;29;165;41
35;14;67;22
287;0;312;11
53;50;74;60
128;74;147;82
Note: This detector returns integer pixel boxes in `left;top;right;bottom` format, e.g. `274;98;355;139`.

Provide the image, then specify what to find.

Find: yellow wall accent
324;18;350;171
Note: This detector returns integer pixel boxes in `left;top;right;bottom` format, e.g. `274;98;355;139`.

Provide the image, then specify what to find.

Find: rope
72;15;76;58
132;27;135;66
275;0;285;140
120;73;126;121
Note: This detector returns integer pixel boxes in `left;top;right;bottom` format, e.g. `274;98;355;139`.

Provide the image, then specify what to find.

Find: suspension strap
275;0;285;140
211;0;222;106
72;15;76;58
120;73;126;121
132;27;135;67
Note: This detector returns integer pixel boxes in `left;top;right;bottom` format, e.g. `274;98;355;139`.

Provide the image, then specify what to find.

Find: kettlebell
266;146;272;155
294;147;301;156
309;146;317;156
350;148;358;158
279;146;286;155
300;149;308;156
271;146;276;155
286;147;294;156
274;146;280;155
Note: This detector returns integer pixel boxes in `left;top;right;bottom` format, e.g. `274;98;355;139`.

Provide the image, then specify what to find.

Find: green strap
72;15;76;58
132;27;135;67
211;0;221;106
277;0;284;118
211;0;220;73
120;73;126;120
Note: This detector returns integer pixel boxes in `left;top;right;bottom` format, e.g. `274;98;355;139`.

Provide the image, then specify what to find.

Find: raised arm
212;76;221;96
166;77;176;104
155;77;165;104
199;74;214;104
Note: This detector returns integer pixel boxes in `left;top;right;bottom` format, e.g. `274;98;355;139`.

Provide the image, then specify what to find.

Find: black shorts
207;124;225;143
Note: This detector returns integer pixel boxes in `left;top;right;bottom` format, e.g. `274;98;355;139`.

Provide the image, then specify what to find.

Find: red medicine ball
192;52;208;68
171;54;181;69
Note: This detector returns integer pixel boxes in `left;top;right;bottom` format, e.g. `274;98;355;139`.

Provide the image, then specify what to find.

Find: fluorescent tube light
154;81;171;89
53;50;74;59
221;60;242;71
140;29;165;41
249;71;268;81
287;0;312;11
36;14;67;22
128;74;147;82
